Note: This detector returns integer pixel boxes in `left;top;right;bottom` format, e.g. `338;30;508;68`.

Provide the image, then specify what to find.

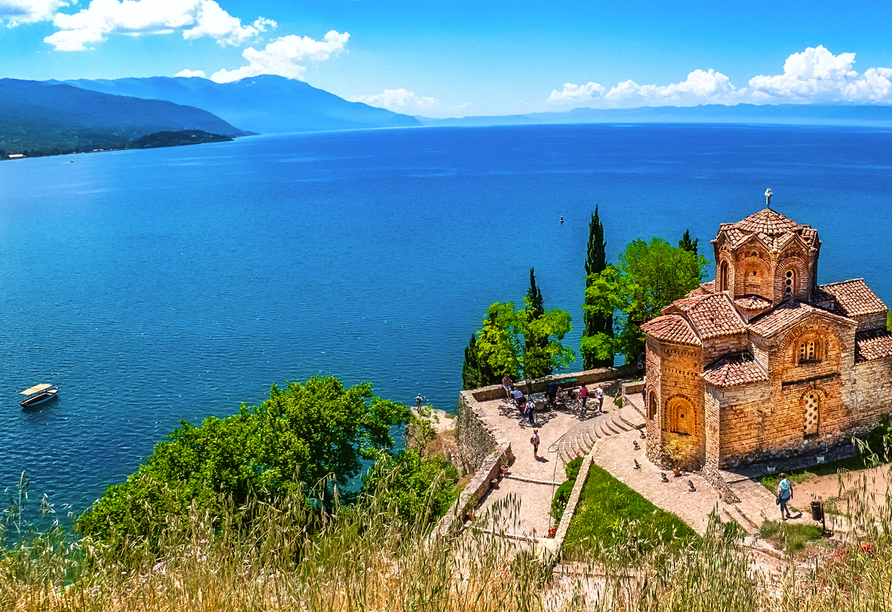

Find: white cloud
351;88;438;111
210;30;349;83
549;69;736;108
748;45;892;103
175;68;206;78
0;0;67;25
548;81;605;102
44;0;272;51
548;47;892;109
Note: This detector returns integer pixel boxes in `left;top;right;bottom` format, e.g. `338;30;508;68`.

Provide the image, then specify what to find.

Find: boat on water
19;383;59;408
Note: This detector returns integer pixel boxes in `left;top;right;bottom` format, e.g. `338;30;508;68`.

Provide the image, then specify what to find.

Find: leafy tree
461;333;499;390
361;448;459;525
475;299;574;381
584;238;707;363
679;229;699;256
582;207;614;369
77;376;411;545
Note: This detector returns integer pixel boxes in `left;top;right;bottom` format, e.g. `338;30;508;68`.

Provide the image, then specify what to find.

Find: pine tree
679;229;699;256
582;207;614;369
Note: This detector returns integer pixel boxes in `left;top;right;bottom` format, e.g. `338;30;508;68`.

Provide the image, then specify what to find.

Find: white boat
19;383;59;408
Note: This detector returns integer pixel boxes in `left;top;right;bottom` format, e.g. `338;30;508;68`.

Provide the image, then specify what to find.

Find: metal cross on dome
764;188;773;208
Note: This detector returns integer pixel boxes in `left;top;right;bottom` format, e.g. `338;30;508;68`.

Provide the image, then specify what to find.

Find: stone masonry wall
648;341;703;469
853;357;892;430
456;390;503;475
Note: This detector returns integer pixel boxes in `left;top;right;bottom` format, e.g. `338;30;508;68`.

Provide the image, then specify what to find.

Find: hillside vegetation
0;79;249;158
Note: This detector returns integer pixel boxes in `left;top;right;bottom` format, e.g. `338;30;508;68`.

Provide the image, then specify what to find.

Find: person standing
595;385;604;412
777;473;794;520
530;429;540;459
525;399;536;425
579;384;588;411
502;375;513;400
415;394;423;409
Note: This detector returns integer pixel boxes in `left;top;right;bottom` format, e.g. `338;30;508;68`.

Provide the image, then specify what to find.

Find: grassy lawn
563;463;698;561
760;519;826;555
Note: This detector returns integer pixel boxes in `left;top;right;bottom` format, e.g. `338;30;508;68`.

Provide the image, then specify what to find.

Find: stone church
642;206;892;470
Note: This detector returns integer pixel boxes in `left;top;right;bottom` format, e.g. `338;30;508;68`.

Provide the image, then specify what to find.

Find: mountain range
60;75;422;134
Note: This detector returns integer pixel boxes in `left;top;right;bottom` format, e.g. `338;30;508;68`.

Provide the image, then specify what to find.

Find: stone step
610;412;631;432
732;504;760;531
582;429;596;448
616;407;645;430
602;418;623;436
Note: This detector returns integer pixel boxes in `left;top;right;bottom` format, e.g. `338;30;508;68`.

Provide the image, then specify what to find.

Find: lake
1;123;890;516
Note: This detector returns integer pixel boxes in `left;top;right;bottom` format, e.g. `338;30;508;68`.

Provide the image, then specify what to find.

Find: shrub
565;456;584;481
550;480;575;524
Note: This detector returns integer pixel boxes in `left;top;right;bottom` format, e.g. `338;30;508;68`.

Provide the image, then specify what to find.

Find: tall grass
2;463;892;610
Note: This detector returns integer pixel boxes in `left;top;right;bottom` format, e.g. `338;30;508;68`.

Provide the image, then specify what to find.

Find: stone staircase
555;402;646;465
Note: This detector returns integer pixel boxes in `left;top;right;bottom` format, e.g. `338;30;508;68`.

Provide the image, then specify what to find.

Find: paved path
592;429;778;535
473;386;636;539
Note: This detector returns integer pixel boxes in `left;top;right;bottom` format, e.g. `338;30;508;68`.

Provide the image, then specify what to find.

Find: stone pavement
592;429;779;535
473;386;633;539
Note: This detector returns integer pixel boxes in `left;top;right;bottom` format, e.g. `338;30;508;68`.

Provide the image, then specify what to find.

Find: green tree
679;229;699;256
582;207;614;369
77;376;411;545
475;299;575;381
361;448;459;526
461;333;499;390
584;238;707;363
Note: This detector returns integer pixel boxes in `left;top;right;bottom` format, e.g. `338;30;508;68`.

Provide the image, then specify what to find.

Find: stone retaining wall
434;446;513;538
552;446;596;558
470;365;639;403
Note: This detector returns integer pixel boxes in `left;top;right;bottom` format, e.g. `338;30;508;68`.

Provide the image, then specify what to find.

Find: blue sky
2;0;891;117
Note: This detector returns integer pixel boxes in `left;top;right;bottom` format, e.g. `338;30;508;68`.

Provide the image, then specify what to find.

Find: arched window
803;392;820;436
648;391;657;420
799;340;820;364
720;261;729;292
784;270;795;296
667;397;693;435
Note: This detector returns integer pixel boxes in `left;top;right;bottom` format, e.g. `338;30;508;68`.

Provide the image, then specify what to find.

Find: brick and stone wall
456;390;504;475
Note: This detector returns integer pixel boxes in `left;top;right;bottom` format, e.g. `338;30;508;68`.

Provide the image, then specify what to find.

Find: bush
361;448;459;526
550;480;575;524
565;456;584;481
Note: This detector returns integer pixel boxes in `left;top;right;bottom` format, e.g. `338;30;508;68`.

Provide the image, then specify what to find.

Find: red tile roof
856;330;892;362
734;294;773;311
668;293;747;339
818;279;888;318
702;352;768;388
714;208;819;251
749;300;855;337
731;208;802;236
686;279;716;298
641;315;701;346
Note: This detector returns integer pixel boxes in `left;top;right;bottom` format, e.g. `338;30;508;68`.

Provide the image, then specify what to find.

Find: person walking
530;429;540;459
524;399;536;425
415;394;423;409
579;384;588;412
777;473;794;520
595;385;604;412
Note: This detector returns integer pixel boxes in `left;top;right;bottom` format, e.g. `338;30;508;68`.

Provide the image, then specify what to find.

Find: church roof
749;300;855;338
714;208;819;251
641;315;701;346
686;280;716;298
734;294;773;311
665;293;747;339
817;279;888;318
702;352;768;388
856;330;892;362
731;208;802;236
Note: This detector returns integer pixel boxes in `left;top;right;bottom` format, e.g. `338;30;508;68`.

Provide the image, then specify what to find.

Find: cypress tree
583;207;614;369
461;334;483;390
526;267;544;319
679;229;699;256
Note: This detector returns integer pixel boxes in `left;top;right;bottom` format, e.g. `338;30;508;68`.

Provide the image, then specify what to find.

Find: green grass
760;519;824;554
563;463;698;561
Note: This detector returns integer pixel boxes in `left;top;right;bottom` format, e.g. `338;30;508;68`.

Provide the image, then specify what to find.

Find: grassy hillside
0;79;249;158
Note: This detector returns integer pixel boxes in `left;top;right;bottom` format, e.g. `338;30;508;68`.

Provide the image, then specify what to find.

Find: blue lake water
1;123;891;517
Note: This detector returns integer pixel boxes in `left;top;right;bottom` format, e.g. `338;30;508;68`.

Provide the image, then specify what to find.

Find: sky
1;0;892;118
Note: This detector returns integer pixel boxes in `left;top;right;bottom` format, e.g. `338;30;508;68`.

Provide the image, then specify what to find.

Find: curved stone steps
554;406;649;465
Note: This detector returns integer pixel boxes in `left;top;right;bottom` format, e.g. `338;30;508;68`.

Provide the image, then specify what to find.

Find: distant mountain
61;75;422;134
418;103;892;128
0;78;248;157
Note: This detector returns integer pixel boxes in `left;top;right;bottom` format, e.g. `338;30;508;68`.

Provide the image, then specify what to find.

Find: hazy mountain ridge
418;103;892;127
0;78;248;157
60;75;423;134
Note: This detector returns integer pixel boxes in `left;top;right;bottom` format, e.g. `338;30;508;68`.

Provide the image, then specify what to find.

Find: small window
799;340;820;364
803;392;819;436
648;391;657;420
720;261;729;291
785;270;794;295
